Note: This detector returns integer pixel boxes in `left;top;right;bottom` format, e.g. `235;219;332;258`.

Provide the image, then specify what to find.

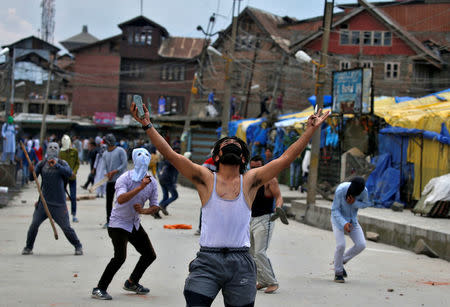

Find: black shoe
91;288;112;300
334;275;345;283
160;206;169;216
275;207;289;225
343;268;347;278
81;185;87;190
123;280;150;294
22;247;33;255
152;212;162;219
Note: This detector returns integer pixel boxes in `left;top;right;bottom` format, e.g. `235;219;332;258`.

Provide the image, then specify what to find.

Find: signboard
332;68;373;114
94;112;116;126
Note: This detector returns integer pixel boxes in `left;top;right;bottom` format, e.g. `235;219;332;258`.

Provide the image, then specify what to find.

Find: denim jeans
290;162;301;188
68;179;77;216
26;202;82;250
159;183;178;208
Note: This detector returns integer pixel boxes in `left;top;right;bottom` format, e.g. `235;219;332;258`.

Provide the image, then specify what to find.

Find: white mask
61;135;71;151
131;148;151;182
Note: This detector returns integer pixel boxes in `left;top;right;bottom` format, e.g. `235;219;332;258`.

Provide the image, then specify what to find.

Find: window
363;31;372;45
236;35;255;50
342;30;392;46
373;32;382;46
361;61;373;68
160;64;186;81
129;28;152;45
351;31;360;45
340;60;351;70
383;32;392;46
164;96;185;114
121;61;143;78
385;62;400;79
340;30;349;45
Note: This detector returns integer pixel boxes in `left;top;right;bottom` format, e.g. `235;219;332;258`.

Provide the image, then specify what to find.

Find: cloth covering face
26;140;33;152
46;142;60;160
34;139;40;151
61;135;71;151
131;148;151;182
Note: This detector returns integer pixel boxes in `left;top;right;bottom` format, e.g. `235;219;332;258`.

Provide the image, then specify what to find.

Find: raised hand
130;102;151;126
307;109;330;129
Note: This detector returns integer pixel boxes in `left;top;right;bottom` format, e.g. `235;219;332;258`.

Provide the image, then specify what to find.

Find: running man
130;102;329;306
92;148;160;300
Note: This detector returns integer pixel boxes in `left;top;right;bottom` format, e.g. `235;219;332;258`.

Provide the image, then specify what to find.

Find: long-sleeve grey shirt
31;159;73;207
102;146;128;182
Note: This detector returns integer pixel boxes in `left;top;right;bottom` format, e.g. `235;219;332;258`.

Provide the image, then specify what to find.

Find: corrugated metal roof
246;7;298;52
158;37;206;59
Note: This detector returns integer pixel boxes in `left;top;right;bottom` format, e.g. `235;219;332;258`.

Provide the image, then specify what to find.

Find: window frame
385;62;400;80
339;60;351;70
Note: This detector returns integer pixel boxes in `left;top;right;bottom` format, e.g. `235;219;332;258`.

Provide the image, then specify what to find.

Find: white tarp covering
422;173;450;205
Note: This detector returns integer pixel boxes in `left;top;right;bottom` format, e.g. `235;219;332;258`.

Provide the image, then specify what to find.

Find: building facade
65;16;205;118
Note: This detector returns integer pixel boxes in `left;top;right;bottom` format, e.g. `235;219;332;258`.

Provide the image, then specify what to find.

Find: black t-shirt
251;185;275;217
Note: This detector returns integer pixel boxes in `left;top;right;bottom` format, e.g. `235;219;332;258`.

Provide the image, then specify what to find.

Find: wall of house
72;42;120;116
119;27;165;60
306;11;417;56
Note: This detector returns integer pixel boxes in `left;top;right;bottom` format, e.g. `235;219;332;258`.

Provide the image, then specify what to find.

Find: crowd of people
1;103;375;306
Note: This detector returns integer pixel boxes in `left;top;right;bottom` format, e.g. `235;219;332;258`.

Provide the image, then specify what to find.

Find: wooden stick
89;176;109;193
20;141;58;240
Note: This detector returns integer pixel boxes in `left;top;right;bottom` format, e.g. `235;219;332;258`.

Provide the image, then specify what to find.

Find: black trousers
106;181;115;223
83;172;95;188
97;225;156;291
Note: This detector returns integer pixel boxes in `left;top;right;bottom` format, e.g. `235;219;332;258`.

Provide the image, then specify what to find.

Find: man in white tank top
130;102;329;307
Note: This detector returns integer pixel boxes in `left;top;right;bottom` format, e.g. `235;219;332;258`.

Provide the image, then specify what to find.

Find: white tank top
199;173;251;248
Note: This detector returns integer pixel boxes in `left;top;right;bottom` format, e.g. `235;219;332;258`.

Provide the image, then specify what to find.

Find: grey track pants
250;214;278;286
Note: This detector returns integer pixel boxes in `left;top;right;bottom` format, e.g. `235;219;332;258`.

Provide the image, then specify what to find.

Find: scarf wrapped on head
131;148;151;182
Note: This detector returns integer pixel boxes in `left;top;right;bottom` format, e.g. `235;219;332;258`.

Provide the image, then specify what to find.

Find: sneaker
75;247;83;256
334;275;345;283
22;247;33;255
343;268;347;278
91;288;112;300
275;207;289;225
123;280;150;294
160;206;169;216
102;223;109;229
72;216;79;223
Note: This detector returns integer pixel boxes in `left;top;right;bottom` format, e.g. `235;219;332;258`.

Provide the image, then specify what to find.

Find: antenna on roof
140;0;143;15
40;0;55;43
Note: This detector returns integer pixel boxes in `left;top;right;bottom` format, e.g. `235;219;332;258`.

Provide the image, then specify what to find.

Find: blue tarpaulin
308;95;332;107
380;127;450;145
366;154;401;208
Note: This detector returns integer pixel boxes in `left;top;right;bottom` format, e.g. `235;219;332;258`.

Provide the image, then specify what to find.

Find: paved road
0;164;449;306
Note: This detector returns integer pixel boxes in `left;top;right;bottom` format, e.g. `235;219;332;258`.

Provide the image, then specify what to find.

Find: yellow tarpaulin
375;92;450;133
408;137;450;200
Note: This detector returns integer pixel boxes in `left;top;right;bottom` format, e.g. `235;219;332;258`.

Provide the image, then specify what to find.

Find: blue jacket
331;182;372;230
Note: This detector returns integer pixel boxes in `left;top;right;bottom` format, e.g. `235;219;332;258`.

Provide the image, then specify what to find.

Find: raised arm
247;111;329;190
129;102;211;189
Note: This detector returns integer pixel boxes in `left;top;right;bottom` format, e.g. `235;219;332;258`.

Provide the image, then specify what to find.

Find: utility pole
243;37;259;118
220;0;239;138
306;0;334;205
181;14;216;154
5;48;16;117
39;57;54;145
268;53;287;113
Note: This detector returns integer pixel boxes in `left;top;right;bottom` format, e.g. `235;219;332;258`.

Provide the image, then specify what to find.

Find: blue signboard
332;68;372;114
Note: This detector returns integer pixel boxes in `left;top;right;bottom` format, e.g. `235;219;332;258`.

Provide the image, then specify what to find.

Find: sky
0;0;393;53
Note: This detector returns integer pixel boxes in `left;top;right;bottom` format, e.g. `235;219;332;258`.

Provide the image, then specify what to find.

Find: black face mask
219;143;242;165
